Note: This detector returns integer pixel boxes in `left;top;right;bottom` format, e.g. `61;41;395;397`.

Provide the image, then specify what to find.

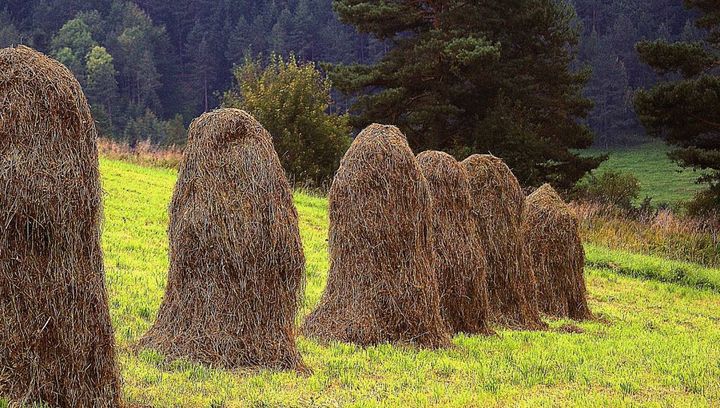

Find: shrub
686;188;720;217
224;54;351;185
575;170;641;210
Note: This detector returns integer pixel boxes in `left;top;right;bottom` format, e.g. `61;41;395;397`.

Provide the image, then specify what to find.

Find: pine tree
330;0;603;188
635;0;720;213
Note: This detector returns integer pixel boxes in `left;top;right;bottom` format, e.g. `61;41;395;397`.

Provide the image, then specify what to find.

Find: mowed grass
92;158;720;406
584;141;705;206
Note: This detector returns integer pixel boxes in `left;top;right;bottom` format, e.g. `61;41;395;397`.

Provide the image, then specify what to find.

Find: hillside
584;142;705;206
65;158;720;406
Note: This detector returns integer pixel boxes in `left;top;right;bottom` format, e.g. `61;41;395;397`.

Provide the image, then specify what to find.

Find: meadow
84;158;720;407
584;142;705;206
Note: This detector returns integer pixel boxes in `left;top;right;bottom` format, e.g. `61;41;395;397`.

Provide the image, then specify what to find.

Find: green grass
585;244;720;292
33;158;720;406
585;141;705;206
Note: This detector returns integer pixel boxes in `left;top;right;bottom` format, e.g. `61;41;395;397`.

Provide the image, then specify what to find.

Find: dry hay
522;184;592;320
139;108;306;371
461;154;546;330
302;124;451;348
0;46;121;406
416;151;493;335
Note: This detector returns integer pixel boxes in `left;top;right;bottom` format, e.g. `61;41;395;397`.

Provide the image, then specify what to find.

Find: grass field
584;142;705;206
91;158;720;407
4;158;719;407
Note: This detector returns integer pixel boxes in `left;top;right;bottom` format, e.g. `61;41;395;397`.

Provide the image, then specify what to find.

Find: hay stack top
333;123;419;195
186;108;271;145
526;184;576;221
0;45;95;146
0;45;100;224
462;154;522;197
416;150;465;188
342;123;410;158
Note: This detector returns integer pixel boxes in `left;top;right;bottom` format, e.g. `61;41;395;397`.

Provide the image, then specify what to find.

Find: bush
223;55;351;185
686;187;720;217
123;110;187;147
574;170;641;210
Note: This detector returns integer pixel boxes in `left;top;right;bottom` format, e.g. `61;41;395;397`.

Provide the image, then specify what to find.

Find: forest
0;0;697;147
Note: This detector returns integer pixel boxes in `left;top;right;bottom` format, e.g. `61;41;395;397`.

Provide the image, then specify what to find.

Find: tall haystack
139;108;306;371
523;184;593;320
461;154;546;330
416;151;493;335
0;46;121;406
302;124;451;348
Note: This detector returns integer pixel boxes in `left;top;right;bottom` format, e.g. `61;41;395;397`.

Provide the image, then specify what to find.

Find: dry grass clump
416;151;493;335
139;108;306;371
523;184;593;320
572;201;720;267
302;124;451;348
97;138;183;169
462;154;546;330
0;46;121;406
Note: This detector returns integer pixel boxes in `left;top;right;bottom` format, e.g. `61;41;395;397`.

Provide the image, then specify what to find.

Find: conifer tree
329;0;602;188
635;0;720;213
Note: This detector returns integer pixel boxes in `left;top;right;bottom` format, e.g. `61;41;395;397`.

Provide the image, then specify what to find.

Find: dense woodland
573;0;702;148
0;0;698;147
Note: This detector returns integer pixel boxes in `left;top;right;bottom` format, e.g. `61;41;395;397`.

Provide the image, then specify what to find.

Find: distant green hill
584;142;705;206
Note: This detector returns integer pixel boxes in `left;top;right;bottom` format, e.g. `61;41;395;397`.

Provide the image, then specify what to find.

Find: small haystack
302;124;451;348
416;151;493;335
461;154;546;330
523;184;592;320
0;46;121;406
139;108;306;371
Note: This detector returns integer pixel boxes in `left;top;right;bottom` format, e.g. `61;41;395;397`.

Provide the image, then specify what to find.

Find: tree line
1;0;717;211
0;0;383;145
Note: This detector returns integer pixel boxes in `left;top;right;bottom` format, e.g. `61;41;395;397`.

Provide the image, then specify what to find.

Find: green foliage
224;55;351;184
634;0;720;214
123;109;186;147
575;170;641;209
50;17;96;67
572;0;698;147
636;40;715;77
163;115;188;147
330;0;603;190
86;46;119;136
78;157;720;406
686;188;720;217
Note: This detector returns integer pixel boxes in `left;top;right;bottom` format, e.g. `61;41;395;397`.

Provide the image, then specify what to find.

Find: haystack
302;124;451;348
0;46;121;406
139;108;306;371
461;154;546;330
523;184;592;320
416;151;493;335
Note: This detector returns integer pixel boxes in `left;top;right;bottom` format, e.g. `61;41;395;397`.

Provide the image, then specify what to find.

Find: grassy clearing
93;158;720;407
585;243;720;292
584;142;705;206
5;159;717;407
